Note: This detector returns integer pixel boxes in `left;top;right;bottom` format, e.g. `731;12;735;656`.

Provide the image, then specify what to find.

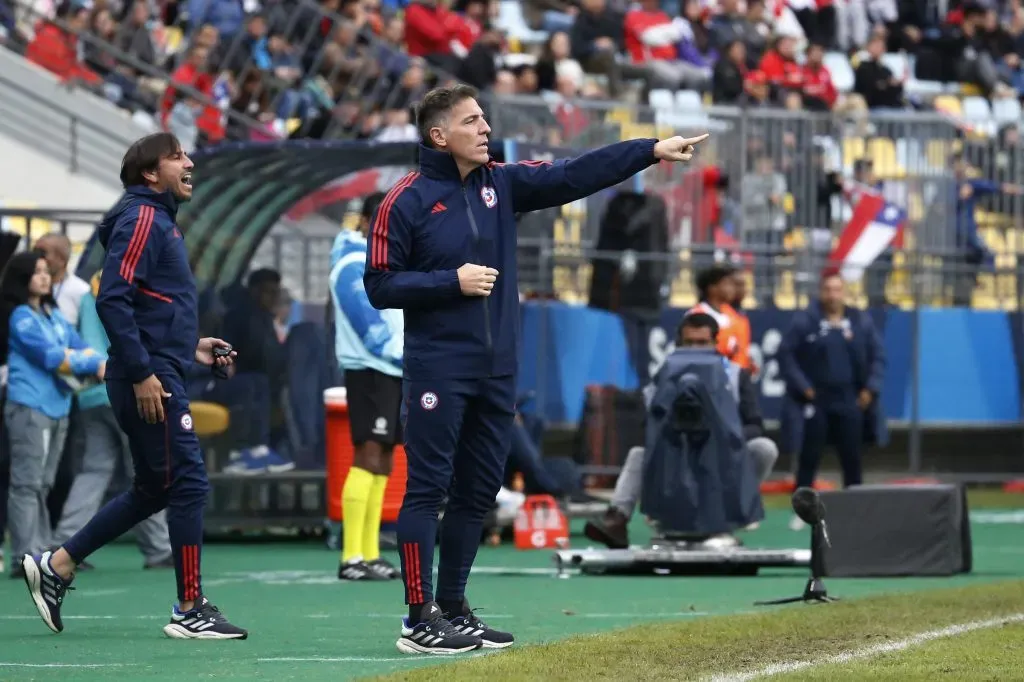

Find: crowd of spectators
3;0;1024;154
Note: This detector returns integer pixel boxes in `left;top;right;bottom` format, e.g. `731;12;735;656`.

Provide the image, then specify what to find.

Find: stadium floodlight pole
754;487;839;606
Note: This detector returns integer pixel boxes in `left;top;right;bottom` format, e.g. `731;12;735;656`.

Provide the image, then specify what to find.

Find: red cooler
324;387;408;523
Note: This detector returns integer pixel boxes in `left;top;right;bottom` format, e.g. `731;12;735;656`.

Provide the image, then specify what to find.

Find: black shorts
344;369;403;446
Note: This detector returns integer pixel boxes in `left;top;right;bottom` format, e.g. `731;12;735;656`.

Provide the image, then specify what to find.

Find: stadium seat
867;138;904;178
992;97;1022;125
823;52;854;92
675;90;703;112
648;88;674;111
961;96;992;122
933;95;962;117
880;52;909;81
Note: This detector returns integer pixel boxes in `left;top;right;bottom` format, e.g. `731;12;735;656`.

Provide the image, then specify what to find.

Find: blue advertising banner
516;302;1023;427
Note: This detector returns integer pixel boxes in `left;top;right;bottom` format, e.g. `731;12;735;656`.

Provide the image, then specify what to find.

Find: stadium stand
2;0;1024;310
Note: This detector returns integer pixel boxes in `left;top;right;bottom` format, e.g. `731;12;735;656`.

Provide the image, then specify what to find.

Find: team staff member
689;263;751;370
778;272;886;529
329;191;403;583
364;83;709;655
20;133;247;641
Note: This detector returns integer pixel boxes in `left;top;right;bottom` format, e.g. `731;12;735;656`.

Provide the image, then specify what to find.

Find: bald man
34;233;91;327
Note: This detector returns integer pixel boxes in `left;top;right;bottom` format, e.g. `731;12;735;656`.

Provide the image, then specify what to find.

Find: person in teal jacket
50;271;172;569
4;251;105;571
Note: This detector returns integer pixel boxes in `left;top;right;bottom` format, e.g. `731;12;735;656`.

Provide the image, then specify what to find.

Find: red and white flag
827;182;906;282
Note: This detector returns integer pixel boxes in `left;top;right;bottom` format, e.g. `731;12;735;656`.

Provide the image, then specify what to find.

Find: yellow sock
341;467;373;563
363;475;388;562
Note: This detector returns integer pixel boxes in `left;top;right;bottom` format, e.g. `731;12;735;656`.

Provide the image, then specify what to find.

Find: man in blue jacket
778;271;886;530
364;83;709;655
20;132;247;641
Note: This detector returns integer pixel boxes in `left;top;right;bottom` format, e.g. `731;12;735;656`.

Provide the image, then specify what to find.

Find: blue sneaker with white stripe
396;602;482;655
21;551;74;633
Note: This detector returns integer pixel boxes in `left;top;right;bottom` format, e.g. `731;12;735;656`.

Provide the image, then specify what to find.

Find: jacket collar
125;185;179;220
418;144;487;182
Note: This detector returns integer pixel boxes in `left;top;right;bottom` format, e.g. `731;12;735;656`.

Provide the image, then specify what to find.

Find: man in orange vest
688;264;751;371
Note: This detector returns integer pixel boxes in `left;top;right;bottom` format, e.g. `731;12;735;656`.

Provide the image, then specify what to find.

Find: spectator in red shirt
801;42;837;110
404;0;466;74
25;1;101;87
758;34;803;96
623;0;711;90
161;44;225;144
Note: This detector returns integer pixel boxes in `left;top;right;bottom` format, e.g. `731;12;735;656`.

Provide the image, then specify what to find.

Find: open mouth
182;173;192;187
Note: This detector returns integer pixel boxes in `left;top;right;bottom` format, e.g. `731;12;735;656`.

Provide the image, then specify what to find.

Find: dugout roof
76;139;435;291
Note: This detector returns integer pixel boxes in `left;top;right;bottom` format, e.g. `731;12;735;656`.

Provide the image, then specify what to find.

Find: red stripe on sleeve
370;173;419;270
120;204;155;284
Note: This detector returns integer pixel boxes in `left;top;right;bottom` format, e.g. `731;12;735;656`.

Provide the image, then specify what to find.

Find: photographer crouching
584;313;777;549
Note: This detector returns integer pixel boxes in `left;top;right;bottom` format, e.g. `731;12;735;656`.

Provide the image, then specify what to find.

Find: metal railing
488;97;1024;310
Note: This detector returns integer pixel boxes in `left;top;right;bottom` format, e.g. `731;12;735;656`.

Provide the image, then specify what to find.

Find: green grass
0;500;1022;681
372;581;1024;682
785;623;1024;681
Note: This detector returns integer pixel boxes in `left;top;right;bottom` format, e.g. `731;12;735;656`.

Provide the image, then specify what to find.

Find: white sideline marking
0;615;157;620
707;613;1024;682
256;656;481;663
0;663;132;668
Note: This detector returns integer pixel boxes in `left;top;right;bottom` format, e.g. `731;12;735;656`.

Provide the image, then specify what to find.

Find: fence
488;95;1024;311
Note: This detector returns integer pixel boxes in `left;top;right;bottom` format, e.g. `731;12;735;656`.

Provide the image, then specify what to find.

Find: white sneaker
494;487;525;524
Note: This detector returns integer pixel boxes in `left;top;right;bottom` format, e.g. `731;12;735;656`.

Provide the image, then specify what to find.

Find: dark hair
678;312;720;341
696;264;736;300
247;268;281;289
415;84;480;147
361;192;387;223
120;133;183;188
0;249;55;308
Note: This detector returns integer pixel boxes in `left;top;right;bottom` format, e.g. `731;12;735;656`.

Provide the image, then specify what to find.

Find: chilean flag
827;183;906;282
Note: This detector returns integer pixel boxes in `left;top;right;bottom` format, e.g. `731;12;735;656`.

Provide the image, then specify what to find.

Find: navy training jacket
363;138;659;380
95;185;199;383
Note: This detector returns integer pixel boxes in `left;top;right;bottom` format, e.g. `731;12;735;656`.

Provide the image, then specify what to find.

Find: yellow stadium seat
933;95;962;117
925;139;954;168
842;137;865;165
867;138;904;178
621;122;657;140
191;401;230;437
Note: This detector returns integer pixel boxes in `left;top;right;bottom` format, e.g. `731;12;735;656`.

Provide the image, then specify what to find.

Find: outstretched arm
498;134;710;214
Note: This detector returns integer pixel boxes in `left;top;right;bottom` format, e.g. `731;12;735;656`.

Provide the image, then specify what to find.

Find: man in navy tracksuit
778;272;886;521
363;84;709;655
20;133;247;641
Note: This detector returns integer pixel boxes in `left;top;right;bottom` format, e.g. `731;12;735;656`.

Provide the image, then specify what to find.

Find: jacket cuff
126;362;153;384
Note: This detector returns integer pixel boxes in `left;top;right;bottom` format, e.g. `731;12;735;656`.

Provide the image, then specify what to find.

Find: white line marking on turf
0;615;158;621
0;663;132;668
256;656;485;663
707;613;1024;682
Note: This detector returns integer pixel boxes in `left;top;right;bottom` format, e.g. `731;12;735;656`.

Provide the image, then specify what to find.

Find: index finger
684;133;710;145
485;268;499;276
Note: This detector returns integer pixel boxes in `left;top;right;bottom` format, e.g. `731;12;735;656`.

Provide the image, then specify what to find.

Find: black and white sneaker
22;552;74;634
162;596;248;640
367;557;400;580
338;559;389;581
448;601;515;649
396;602;483;655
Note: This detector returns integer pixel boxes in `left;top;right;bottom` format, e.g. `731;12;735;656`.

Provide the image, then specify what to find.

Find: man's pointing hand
653;133;711;163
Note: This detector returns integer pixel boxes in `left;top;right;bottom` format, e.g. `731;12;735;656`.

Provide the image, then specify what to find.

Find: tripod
755;520;839;605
